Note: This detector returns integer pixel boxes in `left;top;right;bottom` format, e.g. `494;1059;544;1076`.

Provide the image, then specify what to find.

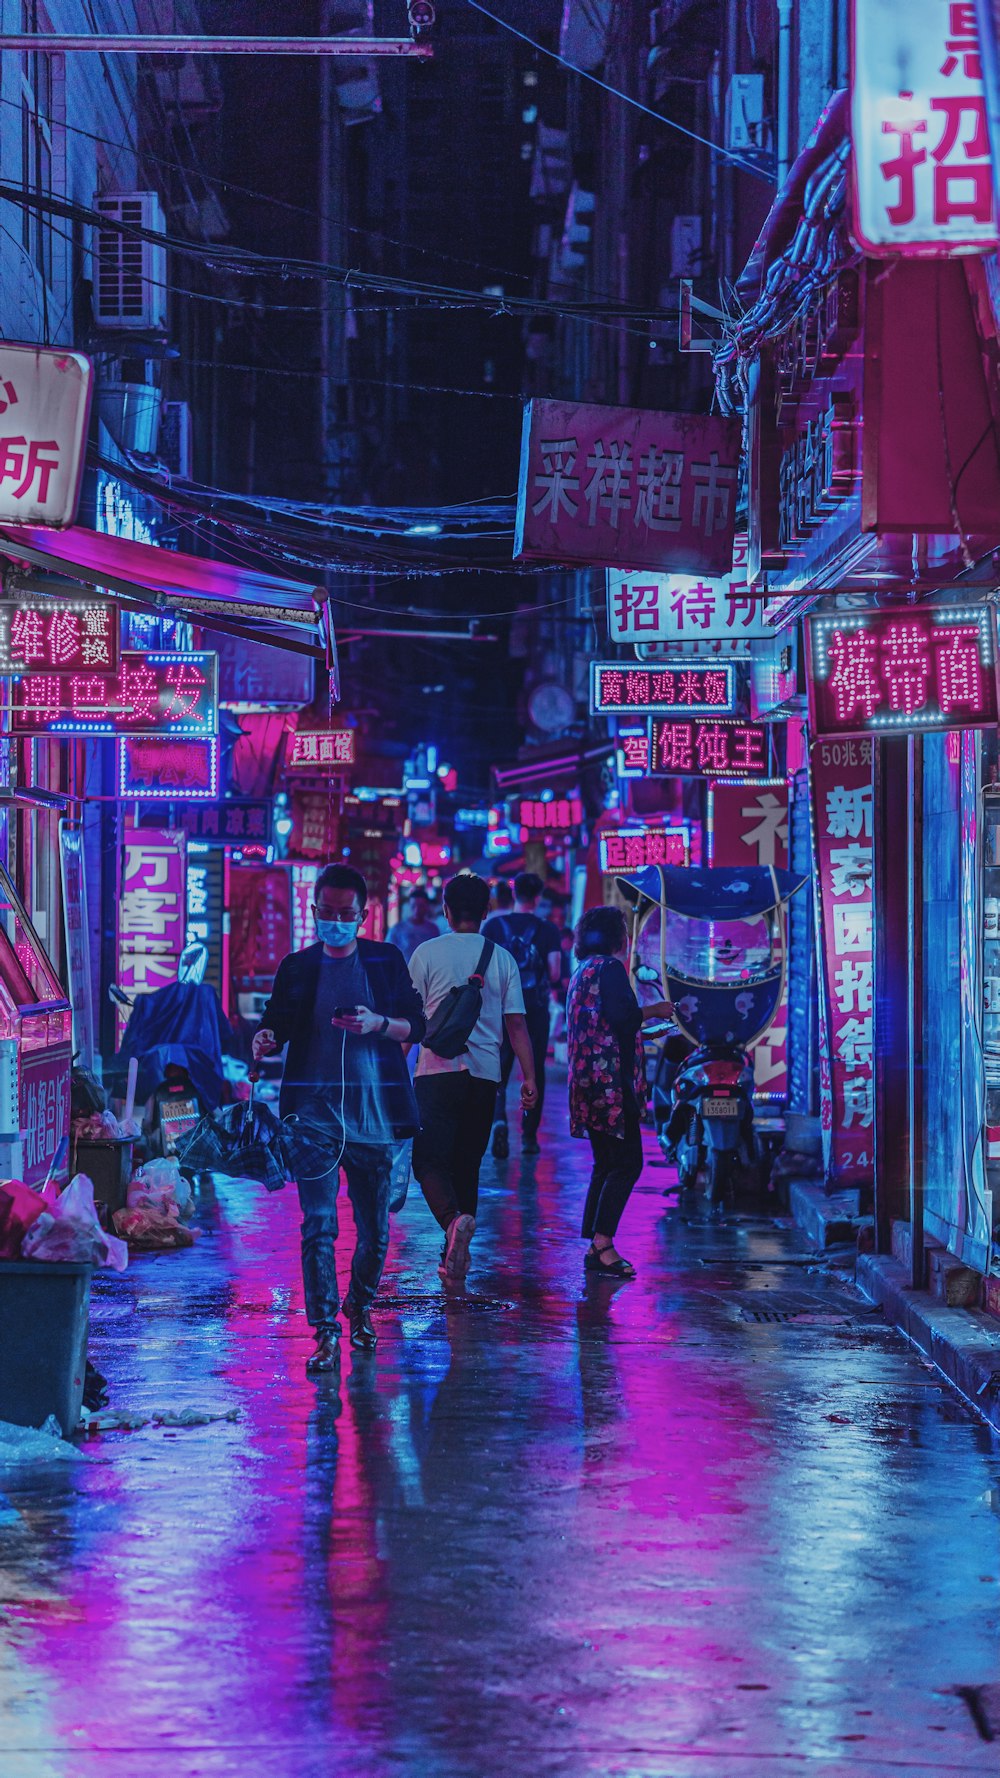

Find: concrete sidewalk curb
787;1177;868;1249
857;1251;1000;1434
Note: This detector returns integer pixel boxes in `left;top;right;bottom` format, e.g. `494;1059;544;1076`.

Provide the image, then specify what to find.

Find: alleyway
2;1094;999;1778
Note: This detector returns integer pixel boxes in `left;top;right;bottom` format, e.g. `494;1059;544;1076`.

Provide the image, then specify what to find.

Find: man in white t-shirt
409;872;538;1280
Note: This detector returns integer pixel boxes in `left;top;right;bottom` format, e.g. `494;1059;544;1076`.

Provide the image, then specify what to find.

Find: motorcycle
619;862;806;1206
110;944;232;1161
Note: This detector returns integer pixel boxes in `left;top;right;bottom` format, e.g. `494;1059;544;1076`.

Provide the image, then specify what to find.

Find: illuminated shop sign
0;598;118;674
118;827;186;1006
607;536;770;643
0;343;93;528
806;607;997;737
591;661;736;717
650;717;770;778
287;728;355;769
598;824;689;871
811;737;875;1188
119;736;220;801
511;796;583;831
851;0;996;255
11;650;219;736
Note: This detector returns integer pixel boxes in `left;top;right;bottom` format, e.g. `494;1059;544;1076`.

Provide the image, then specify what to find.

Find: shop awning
493;741;613;796
0;523;325;657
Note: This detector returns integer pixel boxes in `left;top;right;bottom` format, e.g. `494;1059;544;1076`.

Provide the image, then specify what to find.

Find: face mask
316;917;358;947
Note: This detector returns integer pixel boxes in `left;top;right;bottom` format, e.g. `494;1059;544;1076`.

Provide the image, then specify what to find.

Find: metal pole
0;34;433;56
908;733;925;1288
776;0;793;186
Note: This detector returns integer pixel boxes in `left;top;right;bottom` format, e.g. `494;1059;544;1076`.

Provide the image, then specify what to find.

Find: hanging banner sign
515;399;741;574
20;1043;72;1189
811;738;875;1188
650;716;771;778
186;842;226;1000
852;0;997;255
598;824;689;871
0;344;93;528
0;597;118;675
118;736;220;801
806;607;998;737
591;661;737;716
287;729;355;769
118;827;186;1006
10;649;219;736
607;536;771;643
708;780;791;1100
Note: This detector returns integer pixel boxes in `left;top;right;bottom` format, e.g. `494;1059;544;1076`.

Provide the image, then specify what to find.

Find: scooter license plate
704;1097;739;1117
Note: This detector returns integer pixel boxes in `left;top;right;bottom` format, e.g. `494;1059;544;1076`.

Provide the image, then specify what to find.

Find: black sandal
584;1245;636;1279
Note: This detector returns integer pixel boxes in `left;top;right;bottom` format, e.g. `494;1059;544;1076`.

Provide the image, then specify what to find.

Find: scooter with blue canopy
617;863;806;1205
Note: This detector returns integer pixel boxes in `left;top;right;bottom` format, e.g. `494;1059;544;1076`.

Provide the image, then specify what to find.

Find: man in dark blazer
253;863;426;1369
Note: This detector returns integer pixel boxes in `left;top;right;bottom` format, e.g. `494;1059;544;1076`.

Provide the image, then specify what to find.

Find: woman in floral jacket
567;905;670;1279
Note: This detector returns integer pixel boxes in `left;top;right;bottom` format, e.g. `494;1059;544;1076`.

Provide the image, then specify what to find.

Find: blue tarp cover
617;864;807;919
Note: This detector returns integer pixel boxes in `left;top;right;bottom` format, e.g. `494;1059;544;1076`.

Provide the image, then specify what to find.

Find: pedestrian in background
566;905;668;1280
484;870;561;1158
253;863;426;1367
409;872;538;1281
387;885;442;964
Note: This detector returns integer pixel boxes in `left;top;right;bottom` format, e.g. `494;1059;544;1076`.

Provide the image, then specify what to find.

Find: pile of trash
72;1106;142;1142
113;1158;196;1251
0;1173;128;1270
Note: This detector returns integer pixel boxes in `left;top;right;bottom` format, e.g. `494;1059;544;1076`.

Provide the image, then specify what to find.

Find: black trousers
495;999;550;1138
582;1111;644;1240
413;1071;498;1229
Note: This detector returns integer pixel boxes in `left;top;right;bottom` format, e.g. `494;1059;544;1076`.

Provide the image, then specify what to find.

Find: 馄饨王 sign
0;343;93;529
851;0;997;254
515;399;741;575
607;535;771;644
806;607;998;737
591;661;736;716
0;598;118;674
650;717;771;778
9;649;219;736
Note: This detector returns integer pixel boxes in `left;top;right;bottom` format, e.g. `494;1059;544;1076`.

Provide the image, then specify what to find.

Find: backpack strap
469;938;494;986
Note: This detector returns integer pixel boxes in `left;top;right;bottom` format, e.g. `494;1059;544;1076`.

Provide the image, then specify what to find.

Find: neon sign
287;729;355;769
591;660;736;716
0;598;118;675
599;825;689;871
650;717;770;778
807;607;997;737
512;796;583;831
118;736;220;801
11;650;219;736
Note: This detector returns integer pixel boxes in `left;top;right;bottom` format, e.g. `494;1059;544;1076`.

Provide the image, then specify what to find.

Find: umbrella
176;1079;287;1193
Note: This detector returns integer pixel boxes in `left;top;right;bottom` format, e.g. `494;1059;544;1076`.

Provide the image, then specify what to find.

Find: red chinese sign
287;729;356;769
11;650;219;737
512;796;583;832
118;737;220;800
709;780;791;1099
0;598;118;674
807;607;997;737
515;399;741;575
852;0;997;253
650;717;771;778
20;1042;72;1189
811;738;874;1188
0;344;92;528
118;827;186;1007
607;536;770;643
598;825;689;871
591;661;736;716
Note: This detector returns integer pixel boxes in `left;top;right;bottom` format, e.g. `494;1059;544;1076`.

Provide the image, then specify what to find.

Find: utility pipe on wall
777;0;794;186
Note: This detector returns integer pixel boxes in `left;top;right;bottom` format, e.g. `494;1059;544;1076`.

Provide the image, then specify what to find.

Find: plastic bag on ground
112;1205;196;1250
0;1414;83;1462
128;1157;192;1216
21;1173;129;1271
0;1178;46;1259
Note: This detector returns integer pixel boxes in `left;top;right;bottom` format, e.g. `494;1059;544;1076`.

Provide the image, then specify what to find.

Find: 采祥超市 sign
606;536;771;644
851;0;997;255
598;825;689;871
0;598;118;675
0;344;92;528
591;661;736;717
806;607;998;737
515;399;741;576
287;729;356;769
10;650;219;736
811;737;875;1188
650;717;771;778
119;736;220;801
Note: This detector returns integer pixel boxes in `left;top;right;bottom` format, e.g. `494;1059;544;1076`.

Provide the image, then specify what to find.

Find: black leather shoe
348;1304;378;1351
305;1326;341;1373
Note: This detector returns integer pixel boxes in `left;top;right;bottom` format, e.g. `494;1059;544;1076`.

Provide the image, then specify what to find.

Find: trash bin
72;1137;134;1217
0;1259;91;1437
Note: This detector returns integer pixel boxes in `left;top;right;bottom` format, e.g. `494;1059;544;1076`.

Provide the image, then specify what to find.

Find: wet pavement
1;1089;999;1778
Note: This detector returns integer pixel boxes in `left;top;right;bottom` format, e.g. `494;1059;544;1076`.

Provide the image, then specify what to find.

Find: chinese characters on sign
649;717;771;778
852;0;997;252
607;536;771;643
598;826;689;871
591;661;737;716
0;344;93;528
11;650;219;737
0;599;118;675
511;796;583;832
287;729;356;770
162;801;271;845
515;399;741;575
807;607;997;736
118;828;186;1011
58;823;95;1071
811;738;875;1188
20;1044;72;1188
119;737;220;801
708;781;791;1098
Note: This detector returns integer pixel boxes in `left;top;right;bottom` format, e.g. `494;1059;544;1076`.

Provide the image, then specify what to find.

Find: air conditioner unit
725;74;765;153
93;192;168;332
160;401;192;480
